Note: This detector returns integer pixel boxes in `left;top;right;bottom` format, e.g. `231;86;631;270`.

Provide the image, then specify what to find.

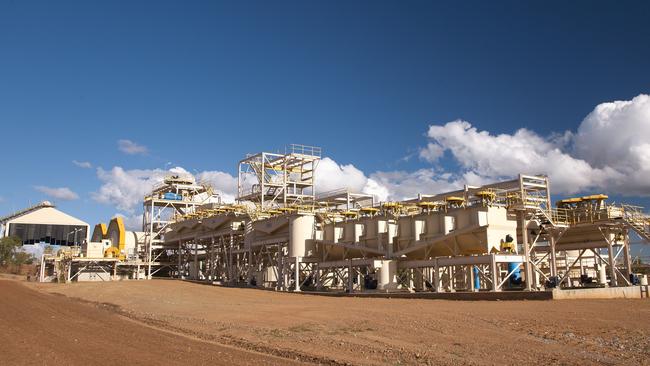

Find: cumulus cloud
368;169;462;200
117;139;148;155
315;158;391;201
573;94;650;195
92;157;397;214
92;94;650;215
34;186;79;201
419;94;650;196
93;166;191;212
196;171;238;202
316;158;369;193
316;159;473;201
92;166;238;213
72;160;92;169
115;213;143;231
362;178;391;202
419;142;445;163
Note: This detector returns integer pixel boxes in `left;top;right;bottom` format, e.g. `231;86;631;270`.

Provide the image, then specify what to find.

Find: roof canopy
3;206;88;227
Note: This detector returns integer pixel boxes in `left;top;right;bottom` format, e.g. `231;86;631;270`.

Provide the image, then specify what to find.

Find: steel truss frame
238;144;321;210
142;178;218;279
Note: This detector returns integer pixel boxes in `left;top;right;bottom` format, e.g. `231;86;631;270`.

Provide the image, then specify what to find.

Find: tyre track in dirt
0;279;304;366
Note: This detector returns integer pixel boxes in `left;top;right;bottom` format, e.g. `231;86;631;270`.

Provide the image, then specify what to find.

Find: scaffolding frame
238;144;321;210
142;176;220;279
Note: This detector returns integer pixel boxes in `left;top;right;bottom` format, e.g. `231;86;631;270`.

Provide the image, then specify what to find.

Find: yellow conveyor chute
104;216;126;261
90;223;108;242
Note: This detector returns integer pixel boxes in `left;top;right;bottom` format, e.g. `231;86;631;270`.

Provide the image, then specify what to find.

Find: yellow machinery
417;201;443;214
90;216;135;261
475;190;496;206
90;223;108;242
445;196;465;209
342;211;359;219
556;197;582;209
359;207;380;217
104;246;121;259
500;234;516;253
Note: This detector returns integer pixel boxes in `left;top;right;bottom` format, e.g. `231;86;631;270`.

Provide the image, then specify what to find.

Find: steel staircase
530;207;569;229
622;207;650;242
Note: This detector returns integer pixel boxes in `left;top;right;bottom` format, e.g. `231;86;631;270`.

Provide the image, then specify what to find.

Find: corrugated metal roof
2;205;88;227
0;201;55;223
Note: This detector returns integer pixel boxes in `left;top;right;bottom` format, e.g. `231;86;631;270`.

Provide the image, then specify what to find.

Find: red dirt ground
0;279;301;365
5;276;650;365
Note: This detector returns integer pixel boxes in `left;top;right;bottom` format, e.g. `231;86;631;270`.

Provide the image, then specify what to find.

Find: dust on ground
0;279;302;366
17;278;649;365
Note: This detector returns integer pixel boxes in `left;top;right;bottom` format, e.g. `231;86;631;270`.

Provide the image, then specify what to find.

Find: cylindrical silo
377;260;398;291
289;214;315;258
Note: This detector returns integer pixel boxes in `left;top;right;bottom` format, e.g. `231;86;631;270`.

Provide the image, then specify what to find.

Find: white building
0;201;89;246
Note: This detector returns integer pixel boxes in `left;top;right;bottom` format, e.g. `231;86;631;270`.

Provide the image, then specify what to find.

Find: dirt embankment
23;279;650;365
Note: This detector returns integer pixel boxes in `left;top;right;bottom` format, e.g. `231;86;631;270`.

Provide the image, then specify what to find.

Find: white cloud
369;169;462;201
315;157;369;194
419;142;445;163
92;166;239;213
315;160;467;202
315;157;391;200
420;120;622;195
92;94;650;216
117;139;148;155
92;157;397;214
114;213;143;231
196;171;238;203
419;94;650;196
573;94;650;195
34;186;79;201
316;158;468;202
362;179;390;202
93;166;190;212
72;160;92;169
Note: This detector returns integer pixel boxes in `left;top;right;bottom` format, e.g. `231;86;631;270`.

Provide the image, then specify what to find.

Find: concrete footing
552;286;646;300
300;287;649;300
183;279;649;301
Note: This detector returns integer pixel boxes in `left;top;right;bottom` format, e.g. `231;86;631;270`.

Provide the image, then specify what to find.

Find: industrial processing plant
4;2;650;365
34;144;650;299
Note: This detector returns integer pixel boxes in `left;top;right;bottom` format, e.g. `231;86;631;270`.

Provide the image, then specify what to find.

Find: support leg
294;256;301;292
519;212;532;291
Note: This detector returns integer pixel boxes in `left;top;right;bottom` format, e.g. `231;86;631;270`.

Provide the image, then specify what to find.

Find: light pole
66;228;83;246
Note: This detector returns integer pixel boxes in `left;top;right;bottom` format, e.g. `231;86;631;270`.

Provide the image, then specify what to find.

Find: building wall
7;222;88;245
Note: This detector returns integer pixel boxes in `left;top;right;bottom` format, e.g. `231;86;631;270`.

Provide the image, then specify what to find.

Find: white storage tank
443;215;456;234
324;223;343;243
377;260;399;291
289;214;315;258
413;219;426;241
342;221;364;244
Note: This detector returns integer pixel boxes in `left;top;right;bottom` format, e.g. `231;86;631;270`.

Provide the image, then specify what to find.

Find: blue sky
1;1;649;230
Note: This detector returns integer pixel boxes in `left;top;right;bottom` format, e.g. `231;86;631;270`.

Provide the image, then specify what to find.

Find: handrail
286;144;322;157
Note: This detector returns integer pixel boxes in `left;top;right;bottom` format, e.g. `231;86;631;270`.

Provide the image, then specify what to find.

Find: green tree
0;236;21;266
13;251;35;266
